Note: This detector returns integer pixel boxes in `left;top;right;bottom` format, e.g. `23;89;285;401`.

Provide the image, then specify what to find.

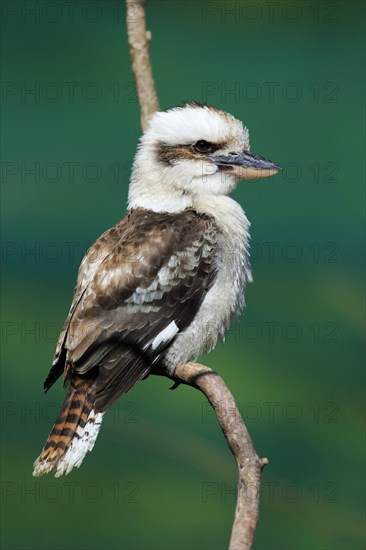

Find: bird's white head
128;103;281;213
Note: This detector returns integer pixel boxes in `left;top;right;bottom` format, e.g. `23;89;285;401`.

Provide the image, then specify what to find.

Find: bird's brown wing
44;208;218;411
44;221;123;391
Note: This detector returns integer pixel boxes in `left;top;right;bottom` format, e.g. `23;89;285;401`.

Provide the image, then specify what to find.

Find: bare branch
126;0;159;131
172;362;267;550
125;2;267;548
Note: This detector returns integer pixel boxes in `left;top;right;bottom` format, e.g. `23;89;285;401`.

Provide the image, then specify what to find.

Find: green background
1;1;365;548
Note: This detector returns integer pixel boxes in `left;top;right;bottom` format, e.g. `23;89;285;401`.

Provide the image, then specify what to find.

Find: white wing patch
151;321;179;351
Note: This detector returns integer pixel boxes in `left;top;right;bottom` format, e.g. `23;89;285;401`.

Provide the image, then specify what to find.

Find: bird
33;102;282;477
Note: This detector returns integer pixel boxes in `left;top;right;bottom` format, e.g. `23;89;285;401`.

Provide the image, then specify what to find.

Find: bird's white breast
164;195;251;373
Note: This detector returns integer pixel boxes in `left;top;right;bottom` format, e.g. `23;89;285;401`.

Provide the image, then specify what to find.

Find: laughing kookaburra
33;102;281;477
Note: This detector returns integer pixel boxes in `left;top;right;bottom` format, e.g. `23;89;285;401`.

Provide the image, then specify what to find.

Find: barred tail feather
33;380;104;477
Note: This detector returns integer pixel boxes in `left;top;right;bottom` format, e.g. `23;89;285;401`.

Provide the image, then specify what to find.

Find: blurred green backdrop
1;1;365;549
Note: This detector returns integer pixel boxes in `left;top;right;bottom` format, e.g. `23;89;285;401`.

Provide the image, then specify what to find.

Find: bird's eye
193;140;212;154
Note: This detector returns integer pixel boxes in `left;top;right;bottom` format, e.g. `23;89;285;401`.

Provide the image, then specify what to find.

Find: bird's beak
210;151;282;179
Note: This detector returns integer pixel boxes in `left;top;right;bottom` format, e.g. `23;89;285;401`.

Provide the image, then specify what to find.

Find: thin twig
126;0;159;130
125;2;267;548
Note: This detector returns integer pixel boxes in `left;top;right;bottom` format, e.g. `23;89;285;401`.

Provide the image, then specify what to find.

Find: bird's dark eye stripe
155;141;225;166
